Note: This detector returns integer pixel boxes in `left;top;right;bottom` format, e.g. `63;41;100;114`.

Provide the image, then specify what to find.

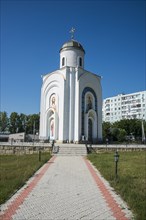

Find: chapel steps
53;144;87;156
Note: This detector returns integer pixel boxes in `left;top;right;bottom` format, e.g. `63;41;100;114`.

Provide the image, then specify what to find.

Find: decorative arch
82;87;97;112
46;108;58;141
82;87;97;136
85;92;95;113
46;91;58;141
86;109;98;143
39;72;64;141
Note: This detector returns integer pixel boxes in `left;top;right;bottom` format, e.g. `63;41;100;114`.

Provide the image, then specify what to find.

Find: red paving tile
84;158;129;220
0;156;56;220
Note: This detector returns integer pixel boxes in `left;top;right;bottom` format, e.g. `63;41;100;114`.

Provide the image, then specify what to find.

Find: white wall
79;70;102;142
39;71;65;141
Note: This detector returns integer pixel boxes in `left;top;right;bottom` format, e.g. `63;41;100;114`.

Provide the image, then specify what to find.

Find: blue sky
1;0;145;115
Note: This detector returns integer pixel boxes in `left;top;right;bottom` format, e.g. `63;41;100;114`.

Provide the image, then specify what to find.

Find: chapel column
74;67;79;142
69;67;75;142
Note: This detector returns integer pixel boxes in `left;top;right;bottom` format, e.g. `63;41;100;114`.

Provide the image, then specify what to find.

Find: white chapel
39;31;102;143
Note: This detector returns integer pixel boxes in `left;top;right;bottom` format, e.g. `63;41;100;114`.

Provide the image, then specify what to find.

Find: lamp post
39;147;41;162
33;121;35;145
114;150;119;181
106;138;109;147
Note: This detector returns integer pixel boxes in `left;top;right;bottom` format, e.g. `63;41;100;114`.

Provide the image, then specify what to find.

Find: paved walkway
0;156;133;220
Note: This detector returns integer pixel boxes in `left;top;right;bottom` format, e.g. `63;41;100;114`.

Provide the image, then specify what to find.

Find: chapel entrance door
88;118;93;143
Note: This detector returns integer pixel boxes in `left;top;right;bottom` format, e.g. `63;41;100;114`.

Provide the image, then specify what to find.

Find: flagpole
141;119;145;144
33;121;35;143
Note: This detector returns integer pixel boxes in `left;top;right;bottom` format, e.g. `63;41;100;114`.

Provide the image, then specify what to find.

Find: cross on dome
69;27;75;40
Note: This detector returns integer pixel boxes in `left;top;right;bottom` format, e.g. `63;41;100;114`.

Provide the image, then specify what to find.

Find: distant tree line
0;111;40;135
102;119;146;143
0;111;146;143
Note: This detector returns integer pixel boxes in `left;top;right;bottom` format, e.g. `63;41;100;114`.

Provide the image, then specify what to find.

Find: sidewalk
0;156;133;220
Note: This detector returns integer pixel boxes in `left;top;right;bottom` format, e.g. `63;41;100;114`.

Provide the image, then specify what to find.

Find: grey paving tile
0;156;133;220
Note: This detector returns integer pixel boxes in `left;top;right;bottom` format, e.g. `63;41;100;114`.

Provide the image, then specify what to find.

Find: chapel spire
69;27;75;40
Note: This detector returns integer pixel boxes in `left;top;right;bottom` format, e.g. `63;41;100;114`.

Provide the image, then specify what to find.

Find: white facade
39;40;102;143
102;91;146;123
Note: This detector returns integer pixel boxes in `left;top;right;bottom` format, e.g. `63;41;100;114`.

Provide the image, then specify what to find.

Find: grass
88;151;146;220
0;152;52;205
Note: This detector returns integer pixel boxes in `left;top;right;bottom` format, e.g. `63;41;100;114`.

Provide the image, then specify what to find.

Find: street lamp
39;147;41;162
114;150;119;180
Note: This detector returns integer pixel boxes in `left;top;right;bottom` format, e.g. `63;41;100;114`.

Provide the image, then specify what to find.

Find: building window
62;57;65;66
106;99;110;103
79;57;82;67
137;104;141;107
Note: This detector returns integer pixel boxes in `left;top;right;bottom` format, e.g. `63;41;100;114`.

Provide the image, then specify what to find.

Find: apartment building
102;91;146;123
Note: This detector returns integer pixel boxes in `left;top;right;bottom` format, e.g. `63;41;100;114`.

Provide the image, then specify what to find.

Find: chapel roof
60;40;85;53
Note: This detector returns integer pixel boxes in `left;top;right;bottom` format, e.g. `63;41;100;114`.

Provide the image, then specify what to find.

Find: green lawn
0;152;52;204
88;151;146;220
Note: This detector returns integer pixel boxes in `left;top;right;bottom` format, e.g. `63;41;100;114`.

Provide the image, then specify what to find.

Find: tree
0;111;9;132
103;119;146;143
18;113;27;133
8;112;40;134
9;112;20;133
102;122;112;142
113;119;131;135
111;127;120;142
26;114;40;134
115;119;146;140
117;128;127;142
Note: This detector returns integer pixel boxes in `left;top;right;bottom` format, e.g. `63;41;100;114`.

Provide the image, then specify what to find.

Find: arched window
79;57;82;67
62;57;65;66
